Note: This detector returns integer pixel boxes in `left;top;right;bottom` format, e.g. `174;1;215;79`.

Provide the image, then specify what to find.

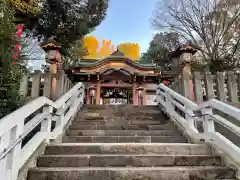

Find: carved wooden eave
69;56;160;79
68;55;162;83
72;56;155;71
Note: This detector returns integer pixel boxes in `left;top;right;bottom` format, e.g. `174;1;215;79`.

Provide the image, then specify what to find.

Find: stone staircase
27;105;237;180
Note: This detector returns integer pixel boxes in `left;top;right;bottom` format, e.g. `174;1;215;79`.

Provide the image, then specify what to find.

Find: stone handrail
156;83;240;167
0;82;85;180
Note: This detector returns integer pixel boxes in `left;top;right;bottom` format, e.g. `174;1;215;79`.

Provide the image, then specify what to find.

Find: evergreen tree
25;0;109;57
0;0;24;118
140;32;181;71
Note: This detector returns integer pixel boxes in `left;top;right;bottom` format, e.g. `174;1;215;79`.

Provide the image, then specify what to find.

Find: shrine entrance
100;87;132;105
69;51;161;105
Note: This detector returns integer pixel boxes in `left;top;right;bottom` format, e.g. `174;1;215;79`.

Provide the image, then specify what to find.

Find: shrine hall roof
73;56;155;70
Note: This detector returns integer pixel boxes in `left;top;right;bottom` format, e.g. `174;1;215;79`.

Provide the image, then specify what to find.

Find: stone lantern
170;43;197;74
40;41;62;100
170;43;197;100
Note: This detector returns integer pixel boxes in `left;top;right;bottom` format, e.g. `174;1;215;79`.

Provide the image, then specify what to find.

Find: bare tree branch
152;0;240;71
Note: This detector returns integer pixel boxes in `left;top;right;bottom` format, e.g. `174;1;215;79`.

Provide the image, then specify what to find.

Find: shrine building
68;50;162;105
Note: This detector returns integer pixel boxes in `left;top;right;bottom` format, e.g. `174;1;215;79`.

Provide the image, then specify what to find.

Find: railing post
41;106;53;142
202;108;215;133
70;88;79;110
165;92;174;115
54;110;65;133
10;122;24;180
0;131;11;179
185;108;195;129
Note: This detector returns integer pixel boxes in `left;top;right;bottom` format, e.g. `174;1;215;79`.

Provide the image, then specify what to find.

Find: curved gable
72;56;156;74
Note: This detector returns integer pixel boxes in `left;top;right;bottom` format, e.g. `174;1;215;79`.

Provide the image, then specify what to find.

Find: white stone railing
0;82;85;180
156;83;240;166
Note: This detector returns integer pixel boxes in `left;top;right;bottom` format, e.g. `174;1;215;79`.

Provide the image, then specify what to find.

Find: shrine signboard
146;95;157;105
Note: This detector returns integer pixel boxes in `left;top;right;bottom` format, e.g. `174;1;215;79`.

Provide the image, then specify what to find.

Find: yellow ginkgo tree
83;36;115;59
83;36;99;59
118;43;140;61
98;40;115;57
82;36;140;60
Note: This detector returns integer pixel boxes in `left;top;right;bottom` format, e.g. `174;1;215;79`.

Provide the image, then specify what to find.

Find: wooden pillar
132;82;137;105
96;82;100;105
142;89;147;105
86;88;90;104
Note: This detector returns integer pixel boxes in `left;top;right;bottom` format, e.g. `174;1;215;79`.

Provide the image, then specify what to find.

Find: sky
30;0;159;70
91;0;159;53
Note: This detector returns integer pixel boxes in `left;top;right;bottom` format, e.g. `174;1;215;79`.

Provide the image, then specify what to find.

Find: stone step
66;130;180;136
44;143;211;155
62;136;187;143
125;111;162;115
77;109;163;118
76;116;165;121
82;105;110;110
68;124;176;130
130;120;167;125
28;166;236;180
82;105;158;110
72;120;168;126
81;116;105;121
71;121;107;125
37;154;223;167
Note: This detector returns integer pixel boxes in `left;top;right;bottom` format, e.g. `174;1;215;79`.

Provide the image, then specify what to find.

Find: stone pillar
43;72;51;98
19;75;29;98
132;82;137;105
181;65;194;100
96;82;101;105
50;63;58;101
142;89;147;105
56;70;65;98
86;88;90;104
31;71;41;98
